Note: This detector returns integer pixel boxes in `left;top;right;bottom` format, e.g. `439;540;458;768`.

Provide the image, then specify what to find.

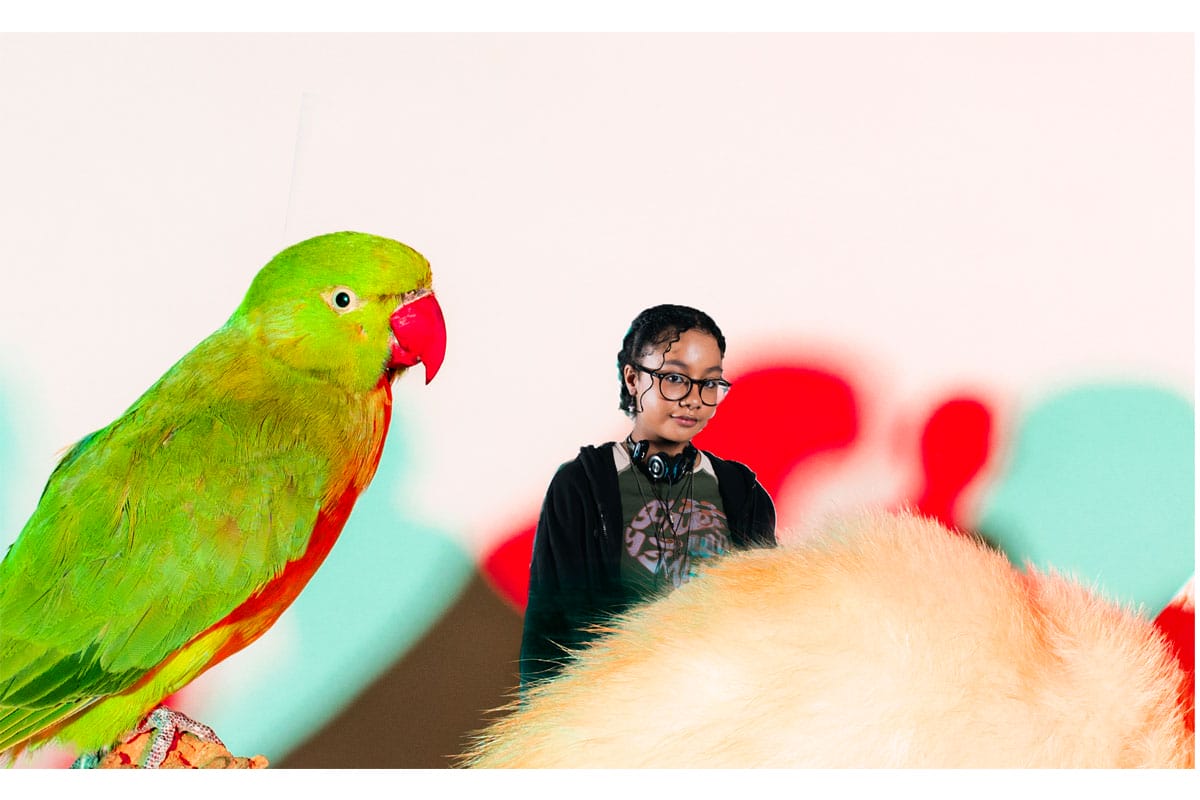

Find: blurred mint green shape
0;374;34;548
979;383;1194;617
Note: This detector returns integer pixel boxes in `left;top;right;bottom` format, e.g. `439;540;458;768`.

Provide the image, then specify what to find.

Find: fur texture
464;512;1194;768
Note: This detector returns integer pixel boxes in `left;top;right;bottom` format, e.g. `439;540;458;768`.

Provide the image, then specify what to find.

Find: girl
519;304;777;687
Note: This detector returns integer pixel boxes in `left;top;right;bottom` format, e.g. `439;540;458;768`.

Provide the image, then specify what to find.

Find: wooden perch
96;730;268;769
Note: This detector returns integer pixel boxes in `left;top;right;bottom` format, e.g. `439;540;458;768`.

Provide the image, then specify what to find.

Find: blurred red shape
691;366;859;499
1154;598;1195;732
482;521;538;612
914;397;993;530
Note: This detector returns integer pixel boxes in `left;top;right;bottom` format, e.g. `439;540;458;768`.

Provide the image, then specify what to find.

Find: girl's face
624;328;724;455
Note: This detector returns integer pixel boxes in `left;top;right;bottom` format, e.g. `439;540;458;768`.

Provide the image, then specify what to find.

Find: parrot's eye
323;286;363;314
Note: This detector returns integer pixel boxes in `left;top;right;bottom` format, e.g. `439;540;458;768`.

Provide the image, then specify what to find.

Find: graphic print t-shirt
614;443;731;601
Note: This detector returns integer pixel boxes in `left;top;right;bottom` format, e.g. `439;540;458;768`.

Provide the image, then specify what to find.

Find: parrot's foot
70;747;110;769
132;706;225;769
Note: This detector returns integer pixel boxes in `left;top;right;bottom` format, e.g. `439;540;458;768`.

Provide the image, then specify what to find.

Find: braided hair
617;304;726;418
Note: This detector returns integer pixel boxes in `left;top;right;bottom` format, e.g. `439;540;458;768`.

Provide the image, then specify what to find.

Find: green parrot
0;231;447;767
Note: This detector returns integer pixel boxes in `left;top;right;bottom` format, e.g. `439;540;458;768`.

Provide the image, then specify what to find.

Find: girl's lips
671;416;698;427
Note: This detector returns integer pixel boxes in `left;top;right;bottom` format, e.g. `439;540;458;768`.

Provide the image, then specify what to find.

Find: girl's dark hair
616;304;726;417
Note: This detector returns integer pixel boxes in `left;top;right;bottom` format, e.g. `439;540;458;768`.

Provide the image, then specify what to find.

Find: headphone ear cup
672;445;697;484
667;456;683;483
646;452;668;481
650;447;696;484
670;451;688;483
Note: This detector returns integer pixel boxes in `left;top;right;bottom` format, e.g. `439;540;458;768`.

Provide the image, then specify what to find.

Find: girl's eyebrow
662;359;724;375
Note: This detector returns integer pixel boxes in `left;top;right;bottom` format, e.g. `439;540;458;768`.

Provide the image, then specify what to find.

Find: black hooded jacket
519;442;777;687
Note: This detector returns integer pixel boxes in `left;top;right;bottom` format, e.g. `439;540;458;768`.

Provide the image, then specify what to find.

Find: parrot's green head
234;231;446;393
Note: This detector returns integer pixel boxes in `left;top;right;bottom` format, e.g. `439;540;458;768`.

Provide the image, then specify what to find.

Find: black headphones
627;437;697;485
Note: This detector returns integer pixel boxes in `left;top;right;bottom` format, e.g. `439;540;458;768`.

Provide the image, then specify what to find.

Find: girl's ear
623;364;639;394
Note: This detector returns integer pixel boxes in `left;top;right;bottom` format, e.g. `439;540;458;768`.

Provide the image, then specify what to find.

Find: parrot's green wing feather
0;702;91;754
0;334;331;740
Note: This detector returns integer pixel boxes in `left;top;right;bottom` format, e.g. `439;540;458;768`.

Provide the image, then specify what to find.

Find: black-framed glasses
631;363;732;406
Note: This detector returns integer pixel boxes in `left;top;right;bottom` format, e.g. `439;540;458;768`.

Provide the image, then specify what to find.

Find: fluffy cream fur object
464;512;1194;768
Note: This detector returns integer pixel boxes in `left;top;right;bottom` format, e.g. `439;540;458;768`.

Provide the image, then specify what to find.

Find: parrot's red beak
389;290;446;384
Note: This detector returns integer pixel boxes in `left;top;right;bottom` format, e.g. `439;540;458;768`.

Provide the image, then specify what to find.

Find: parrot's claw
70;747;109;769
132;706;225;769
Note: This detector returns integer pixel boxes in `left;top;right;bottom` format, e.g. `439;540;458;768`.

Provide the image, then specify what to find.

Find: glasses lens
699;381;730;406
656;372;691;401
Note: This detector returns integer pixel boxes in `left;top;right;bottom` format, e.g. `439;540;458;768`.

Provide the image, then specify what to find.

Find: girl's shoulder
549;441;619;484
555;441;617;467
699;449;755;481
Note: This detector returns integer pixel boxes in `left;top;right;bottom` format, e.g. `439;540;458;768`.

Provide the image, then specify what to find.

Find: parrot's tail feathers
0;702;77;762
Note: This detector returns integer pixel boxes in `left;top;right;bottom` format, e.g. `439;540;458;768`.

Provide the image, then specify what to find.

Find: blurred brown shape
282;570;523;767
